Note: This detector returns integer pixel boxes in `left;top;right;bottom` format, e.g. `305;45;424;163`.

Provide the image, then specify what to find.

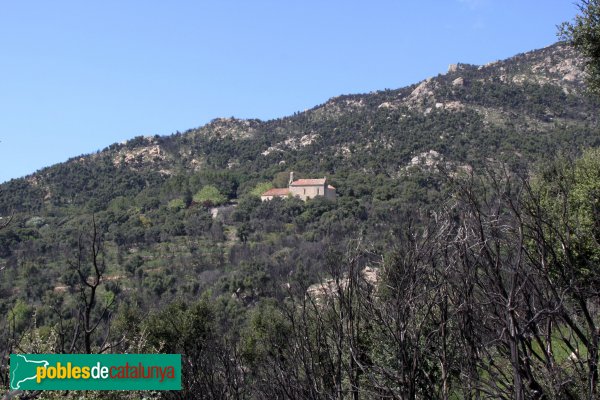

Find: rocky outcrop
198;117;262;140
306;267;380;303
452;77;464;86
113;144;165;167
262;133;320;156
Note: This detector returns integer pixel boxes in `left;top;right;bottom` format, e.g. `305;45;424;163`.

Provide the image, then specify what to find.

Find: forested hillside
1;42;599;399
1;43;598;215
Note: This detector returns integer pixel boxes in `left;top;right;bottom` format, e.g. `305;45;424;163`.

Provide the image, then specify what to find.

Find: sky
0;1;579;183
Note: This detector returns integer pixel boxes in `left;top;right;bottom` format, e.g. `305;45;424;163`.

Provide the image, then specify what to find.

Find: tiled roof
261;188;290;196
327;185;335;189
290;178;326;186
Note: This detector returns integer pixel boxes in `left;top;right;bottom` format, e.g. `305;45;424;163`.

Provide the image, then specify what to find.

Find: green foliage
0;42;600;397
572;147;600;236
533;148;600;286
272;172;290;188
249;181;273;197
241;300;290;364
144;273;176;297
559;0;600;94
8;299;33;334
193;185;227;206
167;197;185;210
184;208;212;236
146;299;216;353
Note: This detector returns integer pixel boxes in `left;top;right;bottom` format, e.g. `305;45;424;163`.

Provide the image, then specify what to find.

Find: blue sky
0;1;578;183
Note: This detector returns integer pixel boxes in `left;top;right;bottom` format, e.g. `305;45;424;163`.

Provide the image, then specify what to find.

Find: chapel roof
290;178;326;186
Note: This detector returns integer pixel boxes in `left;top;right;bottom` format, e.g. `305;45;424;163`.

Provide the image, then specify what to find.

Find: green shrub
193;185;227;206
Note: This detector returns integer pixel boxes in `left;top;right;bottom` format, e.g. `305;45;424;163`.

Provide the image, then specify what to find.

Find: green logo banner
10;354;181;391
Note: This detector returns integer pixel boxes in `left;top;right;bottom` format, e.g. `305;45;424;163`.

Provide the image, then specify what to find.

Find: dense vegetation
0;43;599;399
560;0;600;94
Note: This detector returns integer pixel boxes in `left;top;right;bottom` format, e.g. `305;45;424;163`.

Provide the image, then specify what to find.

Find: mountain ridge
0;41;598;214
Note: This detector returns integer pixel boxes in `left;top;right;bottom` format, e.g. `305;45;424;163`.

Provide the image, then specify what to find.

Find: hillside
1;42;599;398
0;42;598;215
